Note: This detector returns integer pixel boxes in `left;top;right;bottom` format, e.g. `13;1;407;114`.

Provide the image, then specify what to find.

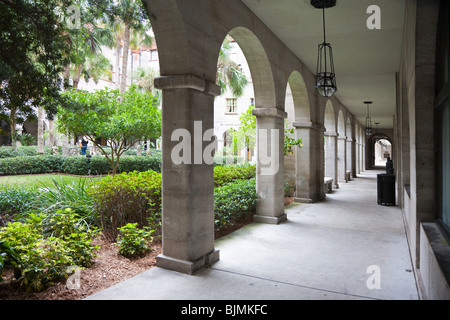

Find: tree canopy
57;84;161;174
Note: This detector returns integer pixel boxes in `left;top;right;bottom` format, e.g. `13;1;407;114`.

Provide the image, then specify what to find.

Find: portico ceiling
241;0;406;129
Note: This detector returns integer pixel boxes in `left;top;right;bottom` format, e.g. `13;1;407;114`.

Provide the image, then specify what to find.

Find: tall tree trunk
72;65;83;89
37;106;44;154
63;64;71;89
10;106;17;150
120;23;131;95
115;39;122;89
48;120;54;146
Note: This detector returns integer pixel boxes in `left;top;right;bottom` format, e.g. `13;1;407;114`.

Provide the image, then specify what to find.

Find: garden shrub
0;146;52;159
116;223;154;258
0;187;39;226
0;154;162;176
0;240;19;282
89;170;162;240
0;209;99;292
59;156;92;175
34;177;98;227
0;155;64;175
213;155;245;166
214;178;258;230
213;164;256;187
119;155;161;173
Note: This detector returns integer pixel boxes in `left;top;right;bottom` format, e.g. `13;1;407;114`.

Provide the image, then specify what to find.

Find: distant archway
368;133;393;168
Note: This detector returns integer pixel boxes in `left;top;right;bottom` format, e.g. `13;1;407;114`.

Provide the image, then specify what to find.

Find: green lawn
0;174;102;189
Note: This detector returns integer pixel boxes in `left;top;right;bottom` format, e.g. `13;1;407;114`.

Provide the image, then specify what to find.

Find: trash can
377;174;395;206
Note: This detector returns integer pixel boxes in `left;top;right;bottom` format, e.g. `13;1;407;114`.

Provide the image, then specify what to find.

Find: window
226;98;237;113
150;50;158;61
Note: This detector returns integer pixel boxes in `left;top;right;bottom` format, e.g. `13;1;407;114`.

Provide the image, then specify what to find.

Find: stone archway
324;100;338;189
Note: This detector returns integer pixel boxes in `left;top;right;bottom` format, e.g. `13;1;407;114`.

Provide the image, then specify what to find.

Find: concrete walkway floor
86;169;419;301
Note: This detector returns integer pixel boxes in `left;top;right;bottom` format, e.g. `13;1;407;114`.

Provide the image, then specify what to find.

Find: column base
156;249;220;275
253;213;287;225
294;197;316;204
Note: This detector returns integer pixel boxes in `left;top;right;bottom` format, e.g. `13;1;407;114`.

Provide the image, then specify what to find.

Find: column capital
252;107;287;119
154;74;221;97
324;131;338;137
292;121;324;131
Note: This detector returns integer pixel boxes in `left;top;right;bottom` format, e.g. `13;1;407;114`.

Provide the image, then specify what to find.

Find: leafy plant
89;170;161;240
0;240;19;282
116;223;154;258
0;209;99;291
213;164;256;187
0;187;38;226
35;177;98;227
214;178;258;230
57;85;161;175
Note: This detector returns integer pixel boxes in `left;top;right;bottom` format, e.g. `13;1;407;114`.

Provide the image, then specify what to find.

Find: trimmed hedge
214;178;257;229
213;164;256;187
0;146;53;158
0;155;161;176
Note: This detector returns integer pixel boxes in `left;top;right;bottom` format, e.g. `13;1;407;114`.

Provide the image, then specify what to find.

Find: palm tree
217;37;249;97
109;0;151;94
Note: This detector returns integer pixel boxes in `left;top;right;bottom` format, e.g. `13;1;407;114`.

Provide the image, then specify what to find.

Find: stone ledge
251;108;287;119
156;249;220;275
420;222;450;299
253;213;287;225
154;74;221;96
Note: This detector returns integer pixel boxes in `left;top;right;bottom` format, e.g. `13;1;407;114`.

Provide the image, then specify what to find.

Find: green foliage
39;209;100;267
213;155;245;166
57;85;161;174
0;0;70;124
0;241;19;282
217;37;249;97
34;178;98;227
214;178;258;230
0;146;52;158
0;154;162;176
89;170;162;240
231;105;303;156
116;223;154;258
0;155;64;176
213;165;256;188
284;126;302;155
0;187;38;226
0;209;99;291
16;133;36;147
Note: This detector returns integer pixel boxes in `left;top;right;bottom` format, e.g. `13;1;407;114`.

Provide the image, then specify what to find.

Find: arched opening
368;133;393;168
284;71;311;199
346;116;353;179
324;100;337;189
227;27;276;109
216;27;284;223
337;110;346;184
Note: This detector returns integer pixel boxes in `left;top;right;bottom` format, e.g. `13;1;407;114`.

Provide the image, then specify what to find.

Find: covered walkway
86;170;419;300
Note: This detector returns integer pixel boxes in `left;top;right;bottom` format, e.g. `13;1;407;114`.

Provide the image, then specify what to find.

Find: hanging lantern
311;0;337;98
365;101;373;136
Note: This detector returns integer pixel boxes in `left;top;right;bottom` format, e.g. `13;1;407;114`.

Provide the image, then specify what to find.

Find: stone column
293;122;324;203
154;74;221;274
325;131;338;189
337;135;347;183
347;137;353;180
252;107;287;224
